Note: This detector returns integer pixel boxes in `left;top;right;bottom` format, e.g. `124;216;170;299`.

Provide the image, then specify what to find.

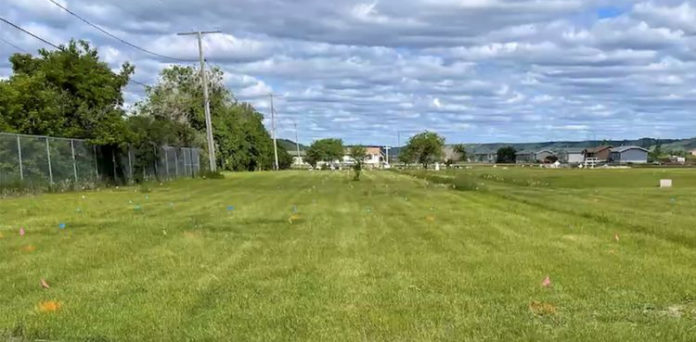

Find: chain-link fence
0;132;201;189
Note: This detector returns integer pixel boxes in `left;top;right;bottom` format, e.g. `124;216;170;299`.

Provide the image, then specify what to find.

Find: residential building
610;146;648;164
515;150;535;163
583;146;613;162
472;150;497;163
343;146;384;167
535;150;555;162
288;150;307;166
561;148;585;164
516;149;556;163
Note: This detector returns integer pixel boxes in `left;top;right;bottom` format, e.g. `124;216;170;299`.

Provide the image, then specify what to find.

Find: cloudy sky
2;0;696;145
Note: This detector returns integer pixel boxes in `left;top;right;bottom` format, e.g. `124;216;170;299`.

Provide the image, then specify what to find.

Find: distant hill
278;139;306;151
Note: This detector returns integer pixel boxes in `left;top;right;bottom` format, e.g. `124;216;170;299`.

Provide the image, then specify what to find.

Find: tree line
0;40;291;182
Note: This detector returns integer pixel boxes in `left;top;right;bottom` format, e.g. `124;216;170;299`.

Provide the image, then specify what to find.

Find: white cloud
2;0;696;144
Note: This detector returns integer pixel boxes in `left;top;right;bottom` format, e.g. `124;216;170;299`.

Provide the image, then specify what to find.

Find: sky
1;0;696;145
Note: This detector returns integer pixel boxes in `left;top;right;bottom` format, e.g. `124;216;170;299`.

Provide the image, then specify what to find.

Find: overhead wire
0;36;28;53
0;17;62;50
45;0;195;63
1;17;150;88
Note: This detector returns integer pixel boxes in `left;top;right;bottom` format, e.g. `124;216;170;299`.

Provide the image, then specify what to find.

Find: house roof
584;145;612;153
611;146;649;153
287;150;306;157
515;150;534;155
564;148;586;153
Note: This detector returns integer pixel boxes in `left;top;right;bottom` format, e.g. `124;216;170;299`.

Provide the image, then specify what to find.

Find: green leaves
306;139;345;167
496;146;517;163
0;40;132;144
137;65;288;172
399;131;445;168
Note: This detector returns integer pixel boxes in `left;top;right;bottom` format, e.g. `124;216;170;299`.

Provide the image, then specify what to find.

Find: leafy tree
649;143;663;162
126;116;196;182
306;139;344;168
0;40;133;145
398;131;445;168
350;145;367;180
137;65;289;171
453;144;468;162
496;146;517;163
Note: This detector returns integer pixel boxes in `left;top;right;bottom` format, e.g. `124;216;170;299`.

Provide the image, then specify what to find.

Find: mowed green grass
1;169;696;341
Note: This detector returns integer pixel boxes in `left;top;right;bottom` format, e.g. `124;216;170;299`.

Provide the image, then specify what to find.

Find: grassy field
1;168;696;341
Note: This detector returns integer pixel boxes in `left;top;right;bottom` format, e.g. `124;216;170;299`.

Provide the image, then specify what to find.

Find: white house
288;150;308;166
561;148;585;164
343;146;384;167
610;146;649;164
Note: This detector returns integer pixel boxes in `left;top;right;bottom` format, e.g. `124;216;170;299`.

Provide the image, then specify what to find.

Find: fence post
93;145;99;181
174;149;179;177
71;139;78;182
127;146;133;183
183;148;189;176
165;147;170;180
112;149;117;183
45;137;53;185
152;146;158;180
16;135;23;181
189;147;195;178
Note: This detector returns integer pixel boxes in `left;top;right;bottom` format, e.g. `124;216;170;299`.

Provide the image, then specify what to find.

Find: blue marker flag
227;205;235;211
58;223;66;229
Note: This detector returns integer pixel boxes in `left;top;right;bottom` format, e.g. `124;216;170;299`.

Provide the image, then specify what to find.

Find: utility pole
269;93;279;170
294;121;301;166
177;30;221;172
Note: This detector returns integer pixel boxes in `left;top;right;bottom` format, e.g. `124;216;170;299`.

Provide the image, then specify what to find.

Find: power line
0;17;62;50
46;0;194;63
0;36;28;52
129;79;149;87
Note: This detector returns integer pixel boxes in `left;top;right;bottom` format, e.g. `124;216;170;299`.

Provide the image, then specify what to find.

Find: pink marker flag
19;228;25;236
542;276;551;288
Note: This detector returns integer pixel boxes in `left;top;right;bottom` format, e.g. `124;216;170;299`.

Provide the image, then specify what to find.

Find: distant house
561;148;585;164
516;150;556;163
610;146;648;164
343;146;383;167
689;149;696;157
583;146;613;162
535;150;556;162
288;150;307;166
472;150;497;163
515;150;535;164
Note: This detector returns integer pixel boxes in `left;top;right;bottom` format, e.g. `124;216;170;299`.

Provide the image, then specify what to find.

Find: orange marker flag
541;276;551;288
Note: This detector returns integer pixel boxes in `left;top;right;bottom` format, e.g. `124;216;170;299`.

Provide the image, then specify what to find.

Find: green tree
453;144;468;162
496;146;517;163
398;131;445;168
137;65;289;171
126;116;196;182
350;145;367;180
649;143;663;163
306;139;344;168
0;40;133;145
